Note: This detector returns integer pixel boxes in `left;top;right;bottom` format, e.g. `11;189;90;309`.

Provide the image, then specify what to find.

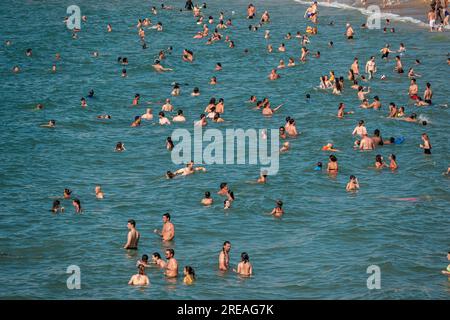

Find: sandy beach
350;0;444;23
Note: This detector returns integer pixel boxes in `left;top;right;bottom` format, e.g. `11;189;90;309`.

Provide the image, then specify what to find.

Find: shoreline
295;0;448;28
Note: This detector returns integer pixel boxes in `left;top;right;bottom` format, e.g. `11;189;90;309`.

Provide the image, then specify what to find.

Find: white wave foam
293;0;432;28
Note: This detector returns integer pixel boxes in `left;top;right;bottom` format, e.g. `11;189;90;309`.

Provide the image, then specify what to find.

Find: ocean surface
0;0;449;299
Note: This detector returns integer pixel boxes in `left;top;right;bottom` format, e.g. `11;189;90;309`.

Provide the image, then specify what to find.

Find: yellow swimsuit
184;275;194;285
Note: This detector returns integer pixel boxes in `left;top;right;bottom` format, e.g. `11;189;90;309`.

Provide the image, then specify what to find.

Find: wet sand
353;0;441;23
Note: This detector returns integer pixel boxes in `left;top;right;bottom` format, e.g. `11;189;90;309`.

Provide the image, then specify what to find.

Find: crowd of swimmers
13;0;447;286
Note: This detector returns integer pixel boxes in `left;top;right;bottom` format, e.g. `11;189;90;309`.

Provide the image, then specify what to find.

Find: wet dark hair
317;162;322;167
276;200;283;207
166;171;175;179
209;97;216;104
375;154;383;163
142;254;149;261
64;188;72;195
241;252;250;263
422;121;427;126
52;200;60;211
329;155;337;162
193;87;200;93
205;191;211;198
166;248;175;256
374;129;380;137
177;110;183;115
159;111;165;117
163;213;171;220
390;154;396;161
228;191;235;200
128;219;136;227
166;137;174;148
389;137;395;143
220;182;227;189
152;252;161;259
185;266;196;279
306;94;311;99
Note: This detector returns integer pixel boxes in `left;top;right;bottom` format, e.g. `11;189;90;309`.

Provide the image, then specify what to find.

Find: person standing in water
154;213;175;242
201;191;213;206
423;82;433;104
419;133;432;154
271;200;284;217
346;175;359;191
233;252;253;277
389;154;398;170
365;56;377;80
327;155;339;173
164;248;178;278
408;78;419;100
128;265;149;286
124;219;140;250
72;199;82;213
219;241;231;271
95;186;104;199
183;266;196;285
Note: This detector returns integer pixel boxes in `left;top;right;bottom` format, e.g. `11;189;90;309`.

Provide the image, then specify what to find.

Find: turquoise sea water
0;0;449;299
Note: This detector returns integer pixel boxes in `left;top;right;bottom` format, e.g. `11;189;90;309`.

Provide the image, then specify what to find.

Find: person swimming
271;200;284;217
322;143;339;152
257;171;267;183
115;142;125;152
72;198;82;213
41;120;56;128
314;162;323;171
51;200;64;213
201;191;213;206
